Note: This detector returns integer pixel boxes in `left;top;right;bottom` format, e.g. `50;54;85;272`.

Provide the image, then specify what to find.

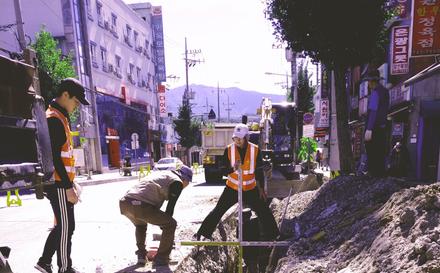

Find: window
129;63;134;75
136;67;141;85
100;46;107;72
125;25;132;46
90;41;98;67
111;13;117;26
134;31;139;47
115;55;121;69
96;1;103;27
86;0;93;19
96;1;102;15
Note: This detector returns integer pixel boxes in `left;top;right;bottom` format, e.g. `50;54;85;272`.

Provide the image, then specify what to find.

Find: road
0;171;225;273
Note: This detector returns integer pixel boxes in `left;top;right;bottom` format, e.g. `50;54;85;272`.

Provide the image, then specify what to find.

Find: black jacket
47;101;72;189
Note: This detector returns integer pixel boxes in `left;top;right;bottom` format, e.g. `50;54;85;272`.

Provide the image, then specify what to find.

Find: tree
298;137;318;174
32;27;78;121
266;0;390;173
295;62;315;114
173;103;201;150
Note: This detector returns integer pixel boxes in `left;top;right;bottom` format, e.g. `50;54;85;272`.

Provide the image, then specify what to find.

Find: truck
0;51;54;272
201;123;235;183
200;98;302;198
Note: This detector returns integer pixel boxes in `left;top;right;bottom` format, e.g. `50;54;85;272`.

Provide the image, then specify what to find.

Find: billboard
152;6;166;82
411;0;440;57
391;25;410;75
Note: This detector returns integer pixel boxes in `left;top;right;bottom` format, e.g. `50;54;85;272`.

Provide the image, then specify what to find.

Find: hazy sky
124;0;293;95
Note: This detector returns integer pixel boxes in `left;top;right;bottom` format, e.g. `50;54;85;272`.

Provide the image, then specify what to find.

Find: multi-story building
0;0;165;171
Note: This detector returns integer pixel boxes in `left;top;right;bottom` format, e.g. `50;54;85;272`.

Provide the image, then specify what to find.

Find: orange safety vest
226;142;258;191
46;106;75;182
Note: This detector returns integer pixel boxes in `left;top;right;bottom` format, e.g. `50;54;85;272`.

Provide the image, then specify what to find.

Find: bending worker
194;124;279;241
119;165;192;266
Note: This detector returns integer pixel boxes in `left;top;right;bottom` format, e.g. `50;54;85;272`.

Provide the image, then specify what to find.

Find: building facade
0;0;165;171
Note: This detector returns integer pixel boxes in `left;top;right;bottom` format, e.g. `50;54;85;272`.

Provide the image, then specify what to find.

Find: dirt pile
273;176;440;273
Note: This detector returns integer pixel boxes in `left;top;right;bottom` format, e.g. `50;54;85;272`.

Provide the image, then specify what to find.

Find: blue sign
303;112;314;125
151;6;166;82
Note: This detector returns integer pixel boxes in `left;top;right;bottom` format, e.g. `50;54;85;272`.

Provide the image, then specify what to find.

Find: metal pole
13;0;26;50
237;162;243;244
227;95;230;122
184;37;189;106
237;161;243;273
217;82;220;122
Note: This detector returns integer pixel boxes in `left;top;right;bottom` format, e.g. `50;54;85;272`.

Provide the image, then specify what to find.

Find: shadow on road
114;264;173;273
194;181;225;187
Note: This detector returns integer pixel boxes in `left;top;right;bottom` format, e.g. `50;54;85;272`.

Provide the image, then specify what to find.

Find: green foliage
298;137;318;162
296;62;315;113
32;27;78;121
266;0;390;70
173;103;201;149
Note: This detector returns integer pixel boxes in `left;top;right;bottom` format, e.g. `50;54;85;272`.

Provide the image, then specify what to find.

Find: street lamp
265;72;294;102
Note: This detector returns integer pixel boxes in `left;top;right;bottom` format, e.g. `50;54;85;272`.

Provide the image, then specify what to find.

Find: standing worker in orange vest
35;78;89;273
194;124;279;241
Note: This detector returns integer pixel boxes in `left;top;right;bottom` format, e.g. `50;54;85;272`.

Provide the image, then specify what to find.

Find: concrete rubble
173;176;440;273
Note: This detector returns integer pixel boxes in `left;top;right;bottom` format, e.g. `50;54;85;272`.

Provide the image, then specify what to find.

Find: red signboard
158;84;167;117
391;25;410;75
411;0;440;57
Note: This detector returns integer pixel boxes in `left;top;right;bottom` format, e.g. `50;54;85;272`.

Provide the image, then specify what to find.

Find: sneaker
137;253;146;265
35;261;53;273
152;258;169;267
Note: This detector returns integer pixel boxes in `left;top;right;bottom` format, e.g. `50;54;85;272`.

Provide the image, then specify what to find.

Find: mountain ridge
165;84;287;121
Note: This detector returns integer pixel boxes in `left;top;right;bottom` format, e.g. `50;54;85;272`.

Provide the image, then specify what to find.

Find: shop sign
411;0;440;57
359;97;369;116
392;122;404;136
158;84;167;117
152;6;166;81
391;25;410;75
318;99;329;128
389;83;412;106
352;126;364;159
359;81;369;98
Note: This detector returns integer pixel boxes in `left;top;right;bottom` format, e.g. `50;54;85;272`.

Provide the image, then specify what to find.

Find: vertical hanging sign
158;84;167;117
391;25;410;75
411;0;440;57
152;6;166;82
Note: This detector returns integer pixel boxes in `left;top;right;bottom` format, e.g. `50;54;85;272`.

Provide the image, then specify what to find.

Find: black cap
58;78;90;105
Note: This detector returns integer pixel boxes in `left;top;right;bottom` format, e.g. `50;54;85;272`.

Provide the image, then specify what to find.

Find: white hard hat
232;124;249;139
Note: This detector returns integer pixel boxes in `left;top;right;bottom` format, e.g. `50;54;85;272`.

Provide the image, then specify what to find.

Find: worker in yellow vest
36;78;89;273
195;124;279;241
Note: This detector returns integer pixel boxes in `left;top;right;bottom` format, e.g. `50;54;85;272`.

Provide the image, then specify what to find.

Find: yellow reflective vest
46;106;75;183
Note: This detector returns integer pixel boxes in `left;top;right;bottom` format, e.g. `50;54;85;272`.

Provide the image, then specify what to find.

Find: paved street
0;171;224;273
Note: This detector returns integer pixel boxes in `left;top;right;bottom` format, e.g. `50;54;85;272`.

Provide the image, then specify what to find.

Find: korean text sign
411;0;440;56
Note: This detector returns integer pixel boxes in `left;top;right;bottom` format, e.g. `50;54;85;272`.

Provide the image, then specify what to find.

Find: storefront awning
404;62;440;87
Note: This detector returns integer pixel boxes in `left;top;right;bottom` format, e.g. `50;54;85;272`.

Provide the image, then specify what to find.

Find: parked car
153;157;183;171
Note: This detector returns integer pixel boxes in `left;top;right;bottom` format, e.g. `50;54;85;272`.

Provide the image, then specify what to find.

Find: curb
76;175;136;187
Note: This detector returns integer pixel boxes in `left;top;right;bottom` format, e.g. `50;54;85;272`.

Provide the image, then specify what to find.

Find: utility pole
184;37;189;106
217;82;220;122
223;93;235;122
182;37;203;106
13;0;26;50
